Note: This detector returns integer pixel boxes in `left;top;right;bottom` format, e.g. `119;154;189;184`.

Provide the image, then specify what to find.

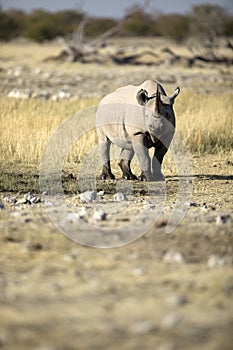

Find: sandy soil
0;155;232;350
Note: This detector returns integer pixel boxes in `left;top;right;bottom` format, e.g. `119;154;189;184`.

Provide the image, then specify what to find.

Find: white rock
34;68;41;75
161;313;182;328
163;250;185;263
31;91;49;99
67;212;79;222
113;192;128;201
58;90;71;99
143;202;155;211
184;201;198;207
130;320;156;334
166;294;188;306
77;207;87;219
207;255;228;267
51;94;58;101
93;209;106;221
97;190;105;196
157;341;176;350
44;200;54;207
8;88;30;99
216;214;231;225
131;266;146;275
78;191;97;203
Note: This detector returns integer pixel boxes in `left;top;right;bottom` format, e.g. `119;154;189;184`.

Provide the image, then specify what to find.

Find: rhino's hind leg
118;149;137;180
100;161;115;180
99;139;115;180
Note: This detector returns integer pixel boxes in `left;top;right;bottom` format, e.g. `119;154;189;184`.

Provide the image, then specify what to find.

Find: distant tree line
0;4;232;42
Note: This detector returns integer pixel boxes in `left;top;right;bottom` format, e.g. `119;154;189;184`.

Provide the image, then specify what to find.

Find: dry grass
0;92;232;172
175;91;233;153
0;97;98;167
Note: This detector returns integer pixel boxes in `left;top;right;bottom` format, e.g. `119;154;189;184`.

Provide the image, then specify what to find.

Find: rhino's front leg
132;134;152;181
152;142;168;181
99;139;115;180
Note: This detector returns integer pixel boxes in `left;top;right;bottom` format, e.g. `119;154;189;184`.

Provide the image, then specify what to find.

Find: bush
120;4;152;36
22;9;83;42
85;18;118;37
0;9;26;40
0;4;232;42
156;14;190;42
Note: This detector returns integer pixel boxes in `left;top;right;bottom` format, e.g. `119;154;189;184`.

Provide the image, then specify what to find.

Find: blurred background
0;0;233;42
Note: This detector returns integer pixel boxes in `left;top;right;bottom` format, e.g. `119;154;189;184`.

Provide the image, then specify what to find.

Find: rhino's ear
170;87;180;103
136;89;149;106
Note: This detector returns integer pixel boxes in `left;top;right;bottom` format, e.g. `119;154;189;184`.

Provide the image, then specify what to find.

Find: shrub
156;14;190;42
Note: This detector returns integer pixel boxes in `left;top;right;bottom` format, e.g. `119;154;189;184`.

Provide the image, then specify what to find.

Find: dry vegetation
0;91;232;167
0;39;232;350
0;38;232;186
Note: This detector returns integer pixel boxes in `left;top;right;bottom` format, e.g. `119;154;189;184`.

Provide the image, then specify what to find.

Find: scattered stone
8;88;31;99
33;68;41;75
0;202;5;210
97;190;105;196
157;342;176;350
143;200;155;211
131;266;146;275
185;201;199;207
67;212;79;222
31;90;49;99
113;192;128;201
207;255;231;267
51;90;72;101
163;250;185;263
77;206;87;219
93;209;107;221
130;320;156;334
161;313;182;328
78;191;97;203
11;211;28;217
63;253;78;262
44;200;54;207
166;294;188;306
216;214;231;225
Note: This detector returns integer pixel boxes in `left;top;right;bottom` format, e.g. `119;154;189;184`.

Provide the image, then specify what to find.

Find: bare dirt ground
0;39;233;350
0;155;232;350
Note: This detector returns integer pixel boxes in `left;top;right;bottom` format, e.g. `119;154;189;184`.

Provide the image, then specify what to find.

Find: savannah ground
0;38;233;350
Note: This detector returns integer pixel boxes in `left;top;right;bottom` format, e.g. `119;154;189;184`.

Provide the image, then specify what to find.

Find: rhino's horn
155;85;160;113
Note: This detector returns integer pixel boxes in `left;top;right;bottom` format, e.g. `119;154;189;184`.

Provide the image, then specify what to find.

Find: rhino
96;80;180;181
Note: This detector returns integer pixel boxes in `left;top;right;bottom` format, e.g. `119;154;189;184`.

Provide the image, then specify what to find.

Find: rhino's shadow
166;174;233;181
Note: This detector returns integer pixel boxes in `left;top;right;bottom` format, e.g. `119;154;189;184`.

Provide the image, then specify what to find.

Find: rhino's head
136;84;180;141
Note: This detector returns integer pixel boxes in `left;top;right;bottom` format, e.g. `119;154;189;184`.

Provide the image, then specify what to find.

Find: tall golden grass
0;92;232;170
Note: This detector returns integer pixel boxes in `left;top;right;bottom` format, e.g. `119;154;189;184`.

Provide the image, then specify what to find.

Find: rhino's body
96;80;180;181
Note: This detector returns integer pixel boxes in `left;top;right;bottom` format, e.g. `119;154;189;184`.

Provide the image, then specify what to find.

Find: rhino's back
96;80;158;143
99;80;157;105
